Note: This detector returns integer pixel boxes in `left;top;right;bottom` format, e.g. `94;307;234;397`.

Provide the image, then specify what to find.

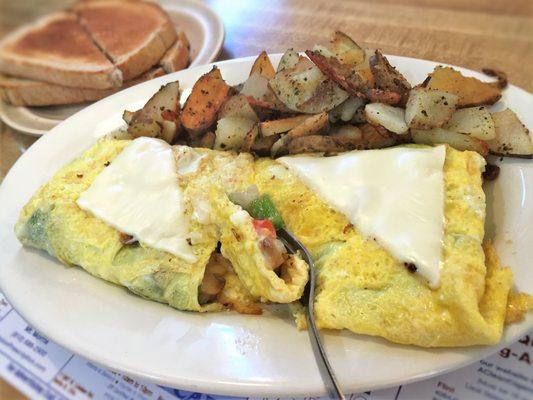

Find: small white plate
0;55;532;397
0;0;224;136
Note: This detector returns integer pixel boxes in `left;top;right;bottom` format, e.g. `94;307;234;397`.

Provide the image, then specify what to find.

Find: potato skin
287;112;329;138
369;50;411;106
425;66;501;108
305;50;367;96
259;115;309;137
286;128;396;155
181;67;231;135
125;81;181;143
250;51;276;79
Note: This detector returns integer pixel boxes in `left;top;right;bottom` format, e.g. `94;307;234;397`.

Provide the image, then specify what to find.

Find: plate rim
0;54;532;397
0;0;224;137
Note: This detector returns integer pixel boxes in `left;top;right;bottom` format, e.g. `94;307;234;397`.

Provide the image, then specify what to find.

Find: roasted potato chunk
181;67;230;135
195;131;216;149
444;106;495;140
366;88;402;105
296;79;350;114
287;112;328;137
122;109;135;124
354;48;376;88
241;124;260;153
329;96;366;123
329;124;363;139
487;109;533;158
306;49;367;97
124;81;181;143
259;115;309;137
482;68;508;89
241;73;290;113
411;128;489;156
364;103;408;134
214;117;257;151
271;135;291;157
425;66;501;108
287;135;357;154
240;73;270;100
269;113;328;157
126;119;160;139
359;123;398;148
252;135;278;155
329;31;366;66
277;49;300;72
309;31;374;91
312;43;374;89
250;51;276;79
369;49;411;105
287;124;395;155
218;94;259;121
405;87;458;129
245;95;290;120
269;57;349;114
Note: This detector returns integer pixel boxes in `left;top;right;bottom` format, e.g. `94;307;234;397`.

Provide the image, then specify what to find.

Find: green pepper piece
247;194;285;230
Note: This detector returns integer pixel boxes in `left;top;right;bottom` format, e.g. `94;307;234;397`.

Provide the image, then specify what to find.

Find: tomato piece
252;219;276;238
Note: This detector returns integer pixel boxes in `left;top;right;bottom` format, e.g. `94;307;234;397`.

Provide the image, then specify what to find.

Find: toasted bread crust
75;0;177;80
0;12;122;89
160;31;191;73
0;67;164;107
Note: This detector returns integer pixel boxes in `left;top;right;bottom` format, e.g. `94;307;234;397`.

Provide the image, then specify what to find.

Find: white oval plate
0;54;532;398
0;0;224;137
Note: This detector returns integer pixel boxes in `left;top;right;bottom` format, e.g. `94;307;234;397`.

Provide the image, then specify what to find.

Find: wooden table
0;0;531;397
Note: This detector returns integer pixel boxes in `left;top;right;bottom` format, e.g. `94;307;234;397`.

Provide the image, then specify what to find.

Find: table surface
0;0;532;397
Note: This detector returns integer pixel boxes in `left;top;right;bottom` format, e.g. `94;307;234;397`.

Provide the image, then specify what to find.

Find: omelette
15;135;530;347
254;146;519;347
15;137;308;314
16;138;224;312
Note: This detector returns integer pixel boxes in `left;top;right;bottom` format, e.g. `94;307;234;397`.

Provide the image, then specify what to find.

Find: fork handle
306;308;346;400
278;229;345;399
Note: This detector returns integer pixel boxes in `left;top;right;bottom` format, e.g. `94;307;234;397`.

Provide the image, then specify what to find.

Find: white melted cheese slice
279;146;446;288
77;137;198;263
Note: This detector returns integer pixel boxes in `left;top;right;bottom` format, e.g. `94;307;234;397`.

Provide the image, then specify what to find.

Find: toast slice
0;67;164;107
160;30;191;73
0;12;122;89
74;0;177;81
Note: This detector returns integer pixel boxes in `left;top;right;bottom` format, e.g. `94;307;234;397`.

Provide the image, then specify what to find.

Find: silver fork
277;228;345;400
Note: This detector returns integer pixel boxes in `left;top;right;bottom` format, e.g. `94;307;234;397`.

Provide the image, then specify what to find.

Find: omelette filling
197;249;265;312
198;252;230;305
208;187;308;303
230;187;292;278
252;219;288;273
181;147;308;305
198;250;263;315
